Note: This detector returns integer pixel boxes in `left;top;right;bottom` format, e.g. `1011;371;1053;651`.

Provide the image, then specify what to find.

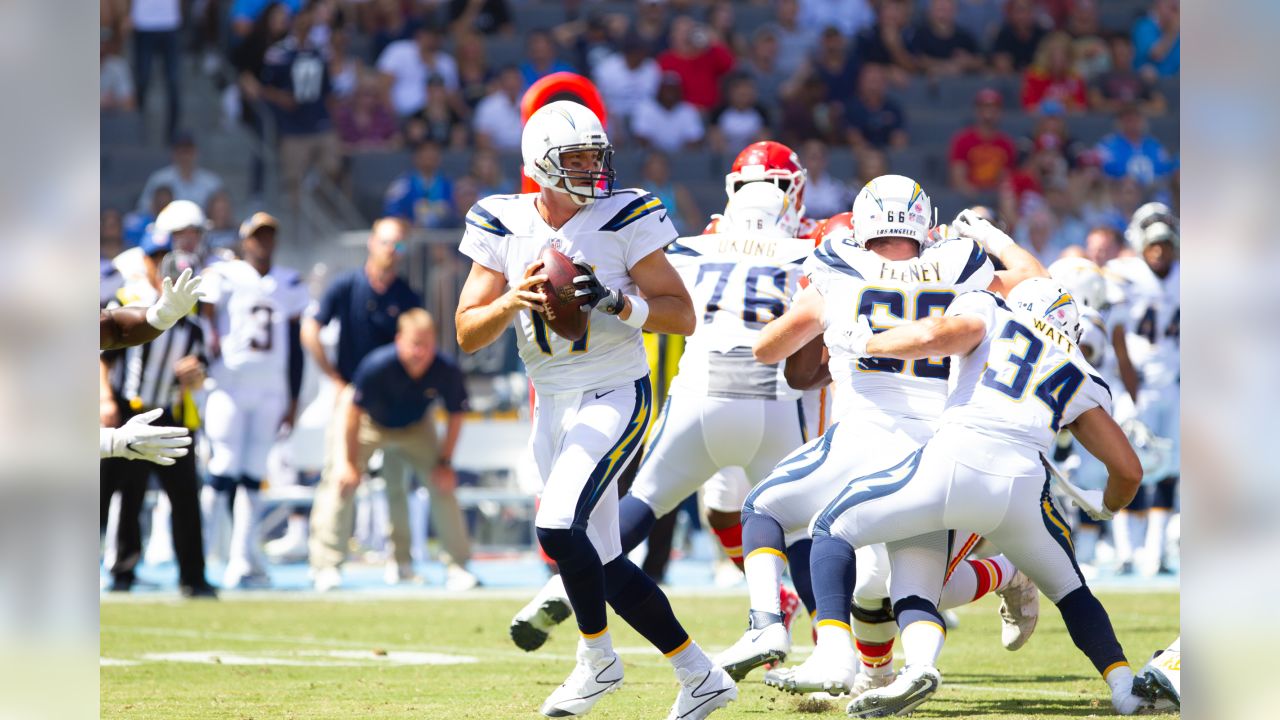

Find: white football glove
146;267;205;330
824;315;874;358
953;209;1014;255
100;408;192;466
1048;461;1116;521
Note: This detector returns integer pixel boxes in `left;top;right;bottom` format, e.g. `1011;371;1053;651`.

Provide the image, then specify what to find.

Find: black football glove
572;262;625;315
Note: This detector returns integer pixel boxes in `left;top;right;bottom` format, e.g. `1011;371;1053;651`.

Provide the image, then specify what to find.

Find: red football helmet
816;211;855;246
725;141;807;215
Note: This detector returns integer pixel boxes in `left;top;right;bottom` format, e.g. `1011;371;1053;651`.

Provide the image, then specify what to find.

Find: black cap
171;130;196;148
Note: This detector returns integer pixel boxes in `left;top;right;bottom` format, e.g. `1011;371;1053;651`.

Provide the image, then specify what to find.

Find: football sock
617;494;657;554
603;555;690;655
816;619;855;652
811;534;857;627
710;522;744;570
785;538;816;615
581;628;613;654
856;639;895;673
1112;511;1138;564
666;639;712;674
895;596;946;667
1056;586;1127;676
940;555;1015;608
537;527;608;637
1144;508;1170;568
744;549;786;617
228;485;264;575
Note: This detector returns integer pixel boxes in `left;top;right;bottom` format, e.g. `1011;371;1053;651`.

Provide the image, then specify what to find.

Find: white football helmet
719;182;800;238
154;200;207;235
1006;277;1084;344
1048;257;1108;310
851;174;932;248
1125;202;1179;252
521;100;614;206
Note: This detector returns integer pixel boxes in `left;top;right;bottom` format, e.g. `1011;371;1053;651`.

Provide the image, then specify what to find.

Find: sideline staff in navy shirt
302;218;422;386
309;308;477;590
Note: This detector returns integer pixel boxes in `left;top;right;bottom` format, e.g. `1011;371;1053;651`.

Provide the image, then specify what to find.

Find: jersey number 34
981;320;1085;431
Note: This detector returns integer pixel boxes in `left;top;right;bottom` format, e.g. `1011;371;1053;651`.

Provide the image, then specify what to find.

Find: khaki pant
279;131;341;204
309;387;471;571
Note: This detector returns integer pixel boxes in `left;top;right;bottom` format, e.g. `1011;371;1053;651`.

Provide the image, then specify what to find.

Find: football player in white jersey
454;101;736;720
804;278;1149;716
198;212;310;588
719;177;1049;689
511;183;817;650
1106;203;1180;577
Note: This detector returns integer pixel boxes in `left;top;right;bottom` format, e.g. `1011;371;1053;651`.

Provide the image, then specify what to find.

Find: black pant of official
100;411;209;591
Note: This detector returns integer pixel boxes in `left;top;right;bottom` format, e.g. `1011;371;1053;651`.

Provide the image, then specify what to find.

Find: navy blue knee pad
536;527;599;572
893;595;944;631
537;526;607;635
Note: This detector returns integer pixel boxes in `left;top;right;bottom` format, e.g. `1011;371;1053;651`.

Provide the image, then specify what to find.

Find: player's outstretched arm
1068;406;1144;512
755;284;825;364
625;249;696;336
863;315;987;360
100;307;163;350
953;209;1049;296
456;261;548;353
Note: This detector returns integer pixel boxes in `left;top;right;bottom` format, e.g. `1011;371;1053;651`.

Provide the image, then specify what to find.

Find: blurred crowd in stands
103;0;1178;241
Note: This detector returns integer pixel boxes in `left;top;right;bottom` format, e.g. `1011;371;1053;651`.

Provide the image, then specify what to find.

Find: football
536;245;589;342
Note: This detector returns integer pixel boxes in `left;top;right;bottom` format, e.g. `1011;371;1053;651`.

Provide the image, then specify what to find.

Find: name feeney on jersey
202;259;310;385
459;190;675;395
805;234;995;421
1106;256;1179;388
664;231;815;401
943;291;1113;453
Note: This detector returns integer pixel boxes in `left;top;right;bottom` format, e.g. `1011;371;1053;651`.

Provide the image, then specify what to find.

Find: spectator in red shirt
657;16;735;112
948;88;1017;197
1022;31;1088;114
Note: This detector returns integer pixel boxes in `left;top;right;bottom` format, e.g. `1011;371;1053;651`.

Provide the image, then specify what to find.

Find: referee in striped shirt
100;228;216;597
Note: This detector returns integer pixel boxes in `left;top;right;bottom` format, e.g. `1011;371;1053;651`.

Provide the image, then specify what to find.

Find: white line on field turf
948;683;1086;699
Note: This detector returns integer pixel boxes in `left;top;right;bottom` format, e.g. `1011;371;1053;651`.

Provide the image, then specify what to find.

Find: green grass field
101;589;1178;719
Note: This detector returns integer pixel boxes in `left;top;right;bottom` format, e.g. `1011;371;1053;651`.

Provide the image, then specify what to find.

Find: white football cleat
1110;686;1154;716
846;664;941;718
763;643;857;696
445;564;481;592
384;561;419;586
667;665;737;720
540;644;623;717
312;566;342;593
994;570;1040;651
713;617;790;681
512;574;573;651
851;667;896;696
